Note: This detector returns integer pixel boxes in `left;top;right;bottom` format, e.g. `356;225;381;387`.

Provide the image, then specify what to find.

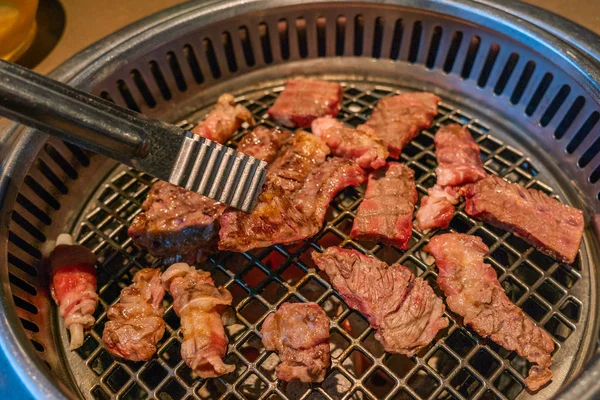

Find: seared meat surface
351;162;417;249
425;233;555;391
363;92;440;158
49;233;98;350
219;132;365;252
268;79;342;128
103;269;165;361
190;93;255;143
129;94;254;262
162;263;234;378
261;303;330;382
237;126;292;163
311;116;388;169
465;175;584;264
312;247;448;356
416;124;486;230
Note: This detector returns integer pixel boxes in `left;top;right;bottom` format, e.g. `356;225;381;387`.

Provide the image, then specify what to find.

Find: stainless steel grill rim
1;1;600;399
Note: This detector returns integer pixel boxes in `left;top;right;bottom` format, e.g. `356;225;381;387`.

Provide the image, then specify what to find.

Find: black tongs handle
0;58;182;165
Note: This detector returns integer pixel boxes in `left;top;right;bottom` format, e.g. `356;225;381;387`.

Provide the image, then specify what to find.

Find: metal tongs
0;59;266;212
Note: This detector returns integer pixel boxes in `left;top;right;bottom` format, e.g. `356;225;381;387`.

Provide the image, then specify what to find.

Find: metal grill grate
67;82;584;400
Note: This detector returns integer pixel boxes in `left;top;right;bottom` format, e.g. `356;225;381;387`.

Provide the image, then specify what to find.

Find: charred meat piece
312;247;448;356
49;233;98;350
268;79;342;128
103;269;165;361
261;303;330;382
237;126;292;163
128;181;227;264
434;124;486;186
363;92;440;158
190;94;255;143
465;175;584;264
416;124;486;230
351;162;417;249
425;233;555;391
130;94;253;262
415;185;460;231
220;156;365;252
311;116;388;169
162;263;234;378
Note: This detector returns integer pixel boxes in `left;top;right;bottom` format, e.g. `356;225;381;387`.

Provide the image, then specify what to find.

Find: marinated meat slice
237;126;292;163
162;263;234;378
434;124;486;186
311;116;388;169
351;162;417;249
128;181;227;264
49;233;98;350
416;124;486;230
416;185;460;230
219;157;365;252
465;175;584;264
364;92;440;158
425;233;555;391
190;94;255;144
103;269;165;361
130;94;254;262
312;247;448;356
261;303;330;382
268;79;342;128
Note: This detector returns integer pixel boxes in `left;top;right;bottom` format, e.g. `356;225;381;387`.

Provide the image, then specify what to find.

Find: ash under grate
69;83;582;400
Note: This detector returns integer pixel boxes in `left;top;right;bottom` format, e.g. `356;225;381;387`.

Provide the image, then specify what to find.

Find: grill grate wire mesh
70;83;582;400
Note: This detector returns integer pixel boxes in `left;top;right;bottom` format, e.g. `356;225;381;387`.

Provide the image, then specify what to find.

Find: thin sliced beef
416;124;486;230
465;175;584;264
364;92;440;158
261;303;330;382
219;154;366;252
103;269;165;361
129;94;254;262
268;79;342;128
425;233;554;391
237;126;292;163
311;116;388;169
190;94;255;144
415;185;460;230
128;181;227;264
162;263;234;378
312;247;448;356
351;162;417;249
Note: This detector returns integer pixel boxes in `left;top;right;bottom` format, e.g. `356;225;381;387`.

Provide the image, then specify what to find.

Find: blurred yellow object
0;0;38;62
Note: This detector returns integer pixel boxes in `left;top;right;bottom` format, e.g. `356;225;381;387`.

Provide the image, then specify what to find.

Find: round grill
1;1;599;400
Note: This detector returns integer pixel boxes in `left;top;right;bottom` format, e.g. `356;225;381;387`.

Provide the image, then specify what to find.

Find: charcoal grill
1;0;600;399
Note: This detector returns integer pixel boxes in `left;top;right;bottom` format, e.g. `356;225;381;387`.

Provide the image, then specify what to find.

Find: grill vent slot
258;23;273;64
336;15;346;56
131;69;156;108
9;231;42;259
203;38;222;78
390;19;403;60
426;26;442;69
408;21;422;63
443;31;463;73
166;52;187;92
578;137;600;168
477;43;500;88
14;296;39;315
222;31;238;72
9;273;36;296
566;111;599;154
36;159;68;194
11;212;46;243
461;35;481;79
372;17;384;58
183;44;204;84
590;166;600;184
24;176;60;210
317;17;327;57
354;15;364;56
116;80;140;112
525;72;553;116
279;19;290;59
296;17;309;58
494;53;519;95
16;194;51;225
510;60;536;104
8;253;37;277
540;85;571;127
149;61;172;100
20;318;39;333
239;26;256;67
63;142;90;167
